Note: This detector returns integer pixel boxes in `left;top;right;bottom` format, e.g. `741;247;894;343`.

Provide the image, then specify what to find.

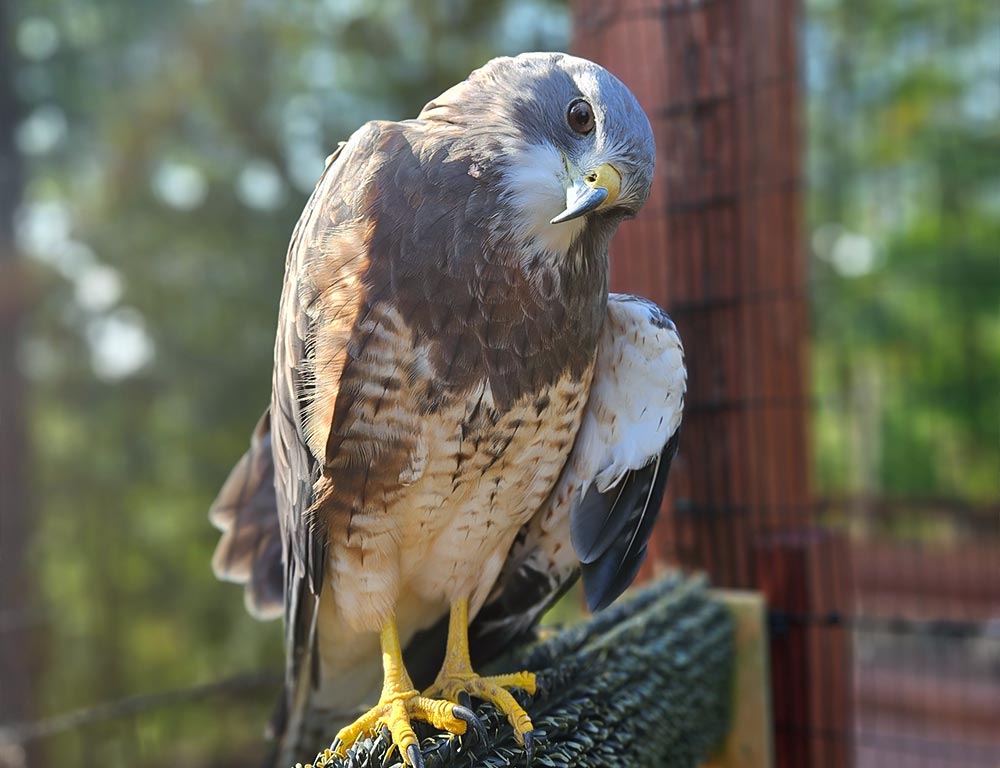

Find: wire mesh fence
572;0;1000;766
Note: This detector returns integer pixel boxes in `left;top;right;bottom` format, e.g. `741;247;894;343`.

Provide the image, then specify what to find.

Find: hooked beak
550;162;622;224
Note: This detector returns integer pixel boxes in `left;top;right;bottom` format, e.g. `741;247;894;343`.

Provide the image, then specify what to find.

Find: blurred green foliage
5;0;998;765
806;0;1000;504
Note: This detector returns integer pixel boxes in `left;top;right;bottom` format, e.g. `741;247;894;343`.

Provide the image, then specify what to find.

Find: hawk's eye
567;99;595;135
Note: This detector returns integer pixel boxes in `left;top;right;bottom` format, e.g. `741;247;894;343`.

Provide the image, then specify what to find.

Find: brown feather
209;411;283;620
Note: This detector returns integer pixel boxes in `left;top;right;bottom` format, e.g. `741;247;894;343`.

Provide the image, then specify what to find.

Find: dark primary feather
572;462;656;565
579;431;680;612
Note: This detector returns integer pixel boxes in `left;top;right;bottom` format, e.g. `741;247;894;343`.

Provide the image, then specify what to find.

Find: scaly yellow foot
333;618;483;768
426;670;536;741
425;600;537;760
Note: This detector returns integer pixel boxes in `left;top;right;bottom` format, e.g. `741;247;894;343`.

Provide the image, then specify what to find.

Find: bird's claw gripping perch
425;599;537;760
522;729;535;767
425;670;537;752
332;691;474;765
405;744;423;768
453;703;488;747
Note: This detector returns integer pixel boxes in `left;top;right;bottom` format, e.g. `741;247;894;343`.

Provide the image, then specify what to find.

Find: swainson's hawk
209;52;685;767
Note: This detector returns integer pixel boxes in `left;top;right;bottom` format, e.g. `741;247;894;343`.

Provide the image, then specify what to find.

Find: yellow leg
425;599;537;752
333;616;482;767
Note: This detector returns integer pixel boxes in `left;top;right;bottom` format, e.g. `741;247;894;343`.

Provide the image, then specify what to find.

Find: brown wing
270;114;492;737
269;128;397;727
467;295;686;656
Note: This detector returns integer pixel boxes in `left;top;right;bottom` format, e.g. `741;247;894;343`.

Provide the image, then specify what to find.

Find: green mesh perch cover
297;574;733;768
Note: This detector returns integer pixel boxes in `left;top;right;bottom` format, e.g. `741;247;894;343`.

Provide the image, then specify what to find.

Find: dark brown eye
567;99;595;135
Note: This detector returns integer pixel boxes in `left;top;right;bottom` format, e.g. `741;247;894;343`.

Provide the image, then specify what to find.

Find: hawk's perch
295;576;733;768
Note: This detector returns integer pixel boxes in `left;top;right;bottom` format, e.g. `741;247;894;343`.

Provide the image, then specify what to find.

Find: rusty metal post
573;1;853;765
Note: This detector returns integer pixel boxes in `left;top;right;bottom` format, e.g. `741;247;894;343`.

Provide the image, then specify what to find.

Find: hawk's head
421;52;655;256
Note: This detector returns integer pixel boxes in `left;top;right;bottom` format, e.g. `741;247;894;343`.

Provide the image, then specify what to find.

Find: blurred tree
806;0;1000;512
1;1;41;766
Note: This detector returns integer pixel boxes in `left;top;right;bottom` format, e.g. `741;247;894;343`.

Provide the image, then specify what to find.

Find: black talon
522;729;535;767
457;690;473;710
406;743;425;768
453;704;487;747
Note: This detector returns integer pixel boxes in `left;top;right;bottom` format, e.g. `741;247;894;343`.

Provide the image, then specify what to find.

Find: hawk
209;52;685;767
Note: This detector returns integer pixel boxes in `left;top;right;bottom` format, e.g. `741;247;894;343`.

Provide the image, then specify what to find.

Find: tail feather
210;410;376;765
210;409;284;620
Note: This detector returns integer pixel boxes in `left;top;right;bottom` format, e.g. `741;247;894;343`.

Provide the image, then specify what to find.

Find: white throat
497;142;588;260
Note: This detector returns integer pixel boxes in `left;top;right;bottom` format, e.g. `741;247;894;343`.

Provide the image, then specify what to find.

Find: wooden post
572;1;853;765
704;590;773;768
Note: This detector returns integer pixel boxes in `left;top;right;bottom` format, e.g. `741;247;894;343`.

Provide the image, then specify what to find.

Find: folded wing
469;293;685;656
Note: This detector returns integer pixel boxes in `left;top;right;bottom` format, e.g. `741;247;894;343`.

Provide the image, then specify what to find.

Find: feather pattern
470;294;686;651
209;292;686;696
